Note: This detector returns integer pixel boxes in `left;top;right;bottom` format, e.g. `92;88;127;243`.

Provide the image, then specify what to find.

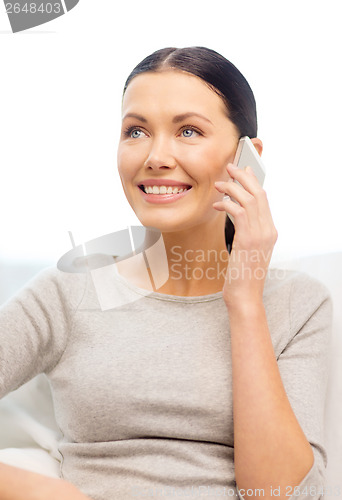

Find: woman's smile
138;184;192;204
136;178;193;204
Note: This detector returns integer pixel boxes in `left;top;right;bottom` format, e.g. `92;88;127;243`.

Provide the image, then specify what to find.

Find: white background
0;0;341;265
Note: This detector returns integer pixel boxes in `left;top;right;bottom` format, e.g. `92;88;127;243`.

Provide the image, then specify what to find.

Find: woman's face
117;70;240;234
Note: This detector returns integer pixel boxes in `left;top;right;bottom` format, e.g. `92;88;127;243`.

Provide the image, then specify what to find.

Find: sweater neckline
112;264;224;303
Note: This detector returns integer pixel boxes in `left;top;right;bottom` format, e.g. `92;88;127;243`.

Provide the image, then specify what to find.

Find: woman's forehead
122;70;228;118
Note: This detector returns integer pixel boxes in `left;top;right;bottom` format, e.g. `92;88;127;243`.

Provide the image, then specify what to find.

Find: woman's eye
181;128;200;138
130;129;145;139
123;127;146;139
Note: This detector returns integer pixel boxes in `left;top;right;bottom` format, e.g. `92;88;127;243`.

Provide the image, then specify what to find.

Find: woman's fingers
213;195;251;234
226;163;261;194
213;164;278;251
214;178;260;230
215;164;274;229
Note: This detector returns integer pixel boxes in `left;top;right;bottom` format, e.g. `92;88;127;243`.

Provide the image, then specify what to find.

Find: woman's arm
228;299;314;499
213;164;329;500
0;462;92;500
0;269;90;498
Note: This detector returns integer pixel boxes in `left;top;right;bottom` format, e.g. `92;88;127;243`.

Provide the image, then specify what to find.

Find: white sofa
0;253;341;493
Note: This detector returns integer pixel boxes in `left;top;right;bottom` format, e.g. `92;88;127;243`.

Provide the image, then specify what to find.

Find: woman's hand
0;461;92;500
36;478;93;500
213;163;278;308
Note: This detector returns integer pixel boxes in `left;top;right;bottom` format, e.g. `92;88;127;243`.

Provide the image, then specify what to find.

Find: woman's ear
251;137;263;157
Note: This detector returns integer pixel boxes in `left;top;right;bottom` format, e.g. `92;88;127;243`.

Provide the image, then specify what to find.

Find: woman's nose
143;137;177;169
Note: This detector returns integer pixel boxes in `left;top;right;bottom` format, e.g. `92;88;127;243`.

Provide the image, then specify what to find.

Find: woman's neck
115;226;230;297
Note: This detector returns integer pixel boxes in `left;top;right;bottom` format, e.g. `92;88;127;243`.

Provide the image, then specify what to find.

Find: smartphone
234;136;266;186
226;136;266;223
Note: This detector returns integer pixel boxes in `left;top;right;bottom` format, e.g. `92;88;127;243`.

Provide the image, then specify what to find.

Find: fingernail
228;163;238;169
214;181;225;185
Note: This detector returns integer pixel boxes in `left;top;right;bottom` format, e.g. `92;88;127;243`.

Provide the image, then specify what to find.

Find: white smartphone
226;136;266;223
234;136;266;186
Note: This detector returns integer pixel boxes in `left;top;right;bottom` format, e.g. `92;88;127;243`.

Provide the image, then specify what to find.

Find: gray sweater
0;263;332;500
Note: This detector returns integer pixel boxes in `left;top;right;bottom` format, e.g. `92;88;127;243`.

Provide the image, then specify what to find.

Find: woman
0;47;332;500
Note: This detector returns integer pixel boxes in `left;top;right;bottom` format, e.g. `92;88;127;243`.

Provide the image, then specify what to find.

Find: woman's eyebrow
122;113;147;122
172;112;213;125
122;112;213;125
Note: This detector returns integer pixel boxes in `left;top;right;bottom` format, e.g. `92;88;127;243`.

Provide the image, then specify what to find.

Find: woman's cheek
175;142;210;168
117;145;144;176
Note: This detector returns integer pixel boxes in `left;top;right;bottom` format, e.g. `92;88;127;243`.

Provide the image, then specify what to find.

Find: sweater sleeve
0;266;87;399
276;272;332;500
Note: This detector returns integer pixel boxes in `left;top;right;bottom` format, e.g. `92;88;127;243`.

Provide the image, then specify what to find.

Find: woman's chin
134;213;185;232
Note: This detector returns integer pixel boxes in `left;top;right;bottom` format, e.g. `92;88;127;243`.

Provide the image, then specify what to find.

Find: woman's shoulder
10;264;89;311
265;267;331;301
265;267;332;334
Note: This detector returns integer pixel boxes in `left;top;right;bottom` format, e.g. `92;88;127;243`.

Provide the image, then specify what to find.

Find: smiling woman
0;47;332;500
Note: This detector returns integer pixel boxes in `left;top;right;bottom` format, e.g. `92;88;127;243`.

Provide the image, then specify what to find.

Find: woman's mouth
138;184;192;204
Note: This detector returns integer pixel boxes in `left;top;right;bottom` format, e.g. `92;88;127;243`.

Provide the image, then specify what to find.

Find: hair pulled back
123;47;258;252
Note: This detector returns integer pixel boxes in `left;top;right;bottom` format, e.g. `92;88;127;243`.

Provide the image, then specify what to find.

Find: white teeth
143;185;189;195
